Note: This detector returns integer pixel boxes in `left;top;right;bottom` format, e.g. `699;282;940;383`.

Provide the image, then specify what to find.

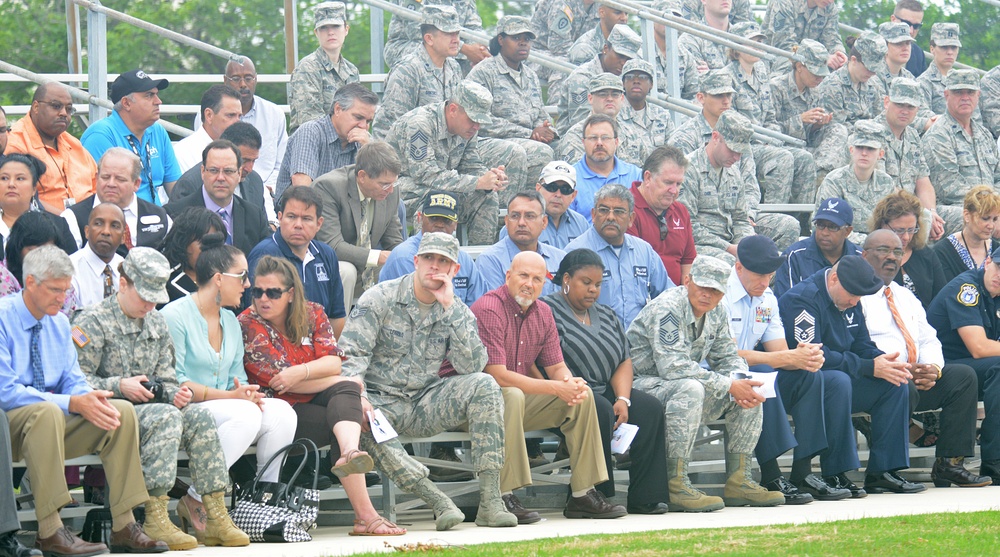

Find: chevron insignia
794;310;815;344
659;313;680;346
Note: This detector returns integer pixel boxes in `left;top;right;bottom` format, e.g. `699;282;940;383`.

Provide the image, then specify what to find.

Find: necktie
884;286;917;364
123;223;134;250
103;265;114;299
356;200;377;289
218;208;233;245
29;323;44;391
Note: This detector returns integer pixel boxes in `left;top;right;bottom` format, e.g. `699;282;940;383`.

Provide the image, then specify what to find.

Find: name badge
634;266;648;278
139;215;161;224
602;269;612;278
453;277;468;289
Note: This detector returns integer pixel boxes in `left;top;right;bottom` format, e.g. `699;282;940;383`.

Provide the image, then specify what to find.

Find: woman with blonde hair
935;185;1000;282
869;190;945;309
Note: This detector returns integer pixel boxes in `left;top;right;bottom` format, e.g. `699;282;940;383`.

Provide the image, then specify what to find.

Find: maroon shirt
440;286;564;377
627;181;697;285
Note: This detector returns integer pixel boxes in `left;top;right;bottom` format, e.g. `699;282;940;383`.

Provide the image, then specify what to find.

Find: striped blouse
542;292;630;396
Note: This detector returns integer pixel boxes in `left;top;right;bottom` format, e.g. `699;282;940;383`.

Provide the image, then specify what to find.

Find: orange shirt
6;115;97;210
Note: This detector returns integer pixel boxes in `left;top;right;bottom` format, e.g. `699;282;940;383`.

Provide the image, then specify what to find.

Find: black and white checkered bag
229;438;321;542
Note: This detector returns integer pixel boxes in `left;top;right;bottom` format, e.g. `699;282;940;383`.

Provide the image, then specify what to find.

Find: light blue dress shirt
378;231;487;306
476;236;567;296
161;295;246;389
500;207;590;249
721;269;785;351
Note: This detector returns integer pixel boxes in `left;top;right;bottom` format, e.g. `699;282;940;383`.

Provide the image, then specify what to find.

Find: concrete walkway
170;485;1000;556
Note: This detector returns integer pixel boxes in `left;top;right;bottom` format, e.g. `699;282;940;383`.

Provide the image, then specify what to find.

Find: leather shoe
34;527;107;557
627;502;669;514
563;489;627;519
793;473;850;501
979;459;1000;485
0;530;42;557
762;476;813;505
108;523;168;554
864;471;927;494
932;457;993;487
502;493;541;524
824;473;867;498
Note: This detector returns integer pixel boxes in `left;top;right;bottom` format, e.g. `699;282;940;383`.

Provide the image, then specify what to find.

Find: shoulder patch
958;283;980;307
658;313;680;346
349;307;369;319
793;310;815;344
71;326;90;348
409;130;430;161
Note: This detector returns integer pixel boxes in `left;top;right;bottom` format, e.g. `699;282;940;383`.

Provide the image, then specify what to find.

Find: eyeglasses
542;182;574;196
252;286;290;299
221;270;249;282
508;211;541;222
583;135;617;143
226;75;257;84
872;246;905;257
40;100;76;115
890;226;919;236
814;221;846;232
895;16;922;30
204;167;240;176
595;205;629;218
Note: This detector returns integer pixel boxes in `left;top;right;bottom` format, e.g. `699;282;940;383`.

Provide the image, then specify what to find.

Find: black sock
759;459;782;484
790;458;813;483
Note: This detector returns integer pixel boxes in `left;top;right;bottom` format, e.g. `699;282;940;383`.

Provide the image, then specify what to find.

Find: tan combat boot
723;453;785;507
666;457;724;512
201;492;250;547
474;470;517;528
412;478;465;531
143;495;198;550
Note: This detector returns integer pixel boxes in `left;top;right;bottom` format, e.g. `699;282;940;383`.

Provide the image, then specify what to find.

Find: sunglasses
221;270;249;282
542;182;574;196
251;287;290;300
895;16;922;30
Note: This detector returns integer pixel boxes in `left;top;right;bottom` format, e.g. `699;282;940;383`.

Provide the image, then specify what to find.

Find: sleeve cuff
366;250;381;268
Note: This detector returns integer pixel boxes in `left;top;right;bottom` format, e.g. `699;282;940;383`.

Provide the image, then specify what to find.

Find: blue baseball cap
813;197;854;228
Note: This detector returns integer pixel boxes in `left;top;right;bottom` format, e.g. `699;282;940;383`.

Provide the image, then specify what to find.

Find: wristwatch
616;396;632;408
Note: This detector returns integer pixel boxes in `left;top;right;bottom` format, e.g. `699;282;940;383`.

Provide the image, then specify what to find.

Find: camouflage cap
622;58;655;79
931;22;961;47
715;110;753;154
730;21;765;40
313;1;346;29
422;190;460;221
849;119;886;149
651;0;683;17
888;78;923;107
699;68;736;94
454;80;494;125
122;247;170;305
496;15;535;39
796;39;830;77
607;24;642;60
421;4;462;33
878;21;914;44
944;69;980;91
855;31;888;74
589;72;626;93
689;255;731;293
417;231;460;263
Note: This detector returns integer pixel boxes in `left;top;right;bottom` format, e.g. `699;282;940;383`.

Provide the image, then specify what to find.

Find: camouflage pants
810;123;851;174
360;373;505;493
498;137;554;207
632;377;763;458
694;244;736;266
135;403;228;496
478;138;530;199
756;214;802;252
937;204;966;237
752;144;795;204
400;179;499;245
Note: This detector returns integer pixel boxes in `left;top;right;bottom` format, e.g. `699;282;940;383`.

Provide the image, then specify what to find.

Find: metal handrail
838;22;986;75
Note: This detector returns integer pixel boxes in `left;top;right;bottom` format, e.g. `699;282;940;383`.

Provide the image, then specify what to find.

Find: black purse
228;438;321;542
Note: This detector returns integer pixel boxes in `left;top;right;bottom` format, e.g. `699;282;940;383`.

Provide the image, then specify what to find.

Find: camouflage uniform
385;86;501;245
74;251;227;497
875;23;935;133
680;146;753;265
339;274;502;491
383;0;484;70
878;80;930;193
762;0;844;74
678;30;729;71
654;44;701;101
679;0;754;26
529;0;599;101
568;23;610;65
918;24;963;116
627;262;761;459
979;64;1000;139
618;58;675;163
372;45;462;140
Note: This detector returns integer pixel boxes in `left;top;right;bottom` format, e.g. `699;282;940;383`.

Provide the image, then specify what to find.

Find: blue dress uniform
779;269;911;476
927;269;1000;464
565;226;674;329
379;231;487;306
476;236;566;296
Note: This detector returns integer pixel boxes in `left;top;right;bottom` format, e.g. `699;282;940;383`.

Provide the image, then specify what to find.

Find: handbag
228;438;321;542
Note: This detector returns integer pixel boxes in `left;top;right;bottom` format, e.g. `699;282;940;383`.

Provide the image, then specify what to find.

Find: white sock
572;487;593;498
186;486;202;503
501;491;512;497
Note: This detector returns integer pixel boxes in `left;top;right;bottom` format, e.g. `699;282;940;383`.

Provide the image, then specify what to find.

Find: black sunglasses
542;182;574;196
896;16;922;30
251;287;290;300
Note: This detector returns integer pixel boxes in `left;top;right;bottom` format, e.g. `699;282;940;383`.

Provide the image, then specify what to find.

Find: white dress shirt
859;282;945;367
172;127;213;173
195;95;288;190
70;243;125;309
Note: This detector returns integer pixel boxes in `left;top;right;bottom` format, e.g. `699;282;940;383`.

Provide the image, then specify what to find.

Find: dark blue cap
837;255;883;296
813;197;854;227
737;235;786;274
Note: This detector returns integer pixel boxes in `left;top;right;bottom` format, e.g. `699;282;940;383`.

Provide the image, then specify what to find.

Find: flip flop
348;516;406;536
331;449;374;478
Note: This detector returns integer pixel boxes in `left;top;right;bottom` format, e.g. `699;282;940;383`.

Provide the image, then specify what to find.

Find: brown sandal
348;516;406;536
331;449;374;478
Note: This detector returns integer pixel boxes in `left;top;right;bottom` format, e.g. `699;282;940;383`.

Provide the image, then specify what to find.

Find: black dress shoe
502;493;541;524
824;473;867;499
763;476;813;505
627;502;669;514
0;530;42;557
932;457;993;487
979;459;1000;485
563;489;627;519
864;471;927;494
793;473;850;501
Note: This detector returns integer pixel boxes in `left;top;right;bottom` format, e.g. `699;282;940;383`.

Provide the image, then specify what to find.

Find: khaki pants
6;400;148;519
500;387;608;493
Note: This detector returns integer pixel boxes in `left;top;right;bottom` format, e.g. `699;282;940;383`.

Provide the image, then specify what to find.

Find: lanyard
125;135;157;203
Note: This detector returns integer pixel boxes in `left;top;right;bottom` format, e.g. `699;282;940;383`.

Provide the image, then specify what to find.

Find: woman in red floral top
239;256;405;536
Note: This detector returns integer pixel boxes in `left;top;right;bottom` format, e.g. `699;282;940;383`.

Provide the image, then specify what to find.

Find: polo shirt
569;157;643;223
246;231;346;319
6;114;97;209
626;181;696;285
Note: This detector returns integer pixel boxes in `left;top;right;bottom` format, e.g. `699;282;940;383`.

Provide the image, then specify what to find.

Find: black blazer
893;247;947;310
163;189;270;255
69;194;170;255
172;167;267;217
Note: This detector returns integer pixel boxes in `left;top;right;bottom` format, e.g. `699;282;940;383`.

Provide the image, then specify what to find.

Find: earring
562;284;569;295
214;290;222;306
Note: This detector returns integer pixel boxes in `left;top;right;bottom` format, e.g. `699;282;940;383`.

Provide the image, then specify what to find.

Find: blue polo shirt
773;235;863;299
246;231;346;319
569;157;643;223
476;236;566;296
499;207;590;249
565;226;673;328
379;231;487;306
80;111;181;205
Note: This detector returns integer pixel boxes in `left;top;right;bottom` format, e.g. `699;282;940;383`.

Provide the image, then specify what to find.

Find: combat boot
474;470;517;527
202;492;250;547
723;453;784;507
142;496;198;550
412;478;465;531
666;457;724;512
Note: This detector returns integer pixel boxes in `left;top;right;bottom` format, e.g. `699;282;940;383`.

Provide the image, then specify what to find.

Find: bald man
70;203;127;308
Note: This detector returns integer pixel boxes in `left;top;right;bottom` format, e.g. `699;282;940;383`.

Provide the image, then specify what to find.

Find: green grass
365;511;1000;556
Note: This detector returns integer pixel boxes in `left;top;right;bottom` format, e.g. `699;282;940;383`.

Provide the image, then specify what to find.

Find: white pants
199;398;297;482
339;261;358;312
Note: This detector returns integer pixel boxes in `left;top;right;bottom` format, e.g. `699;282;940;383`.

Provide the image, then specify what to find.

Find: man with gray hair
566;183;673;328
0;245;168;556
275;83;378;199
